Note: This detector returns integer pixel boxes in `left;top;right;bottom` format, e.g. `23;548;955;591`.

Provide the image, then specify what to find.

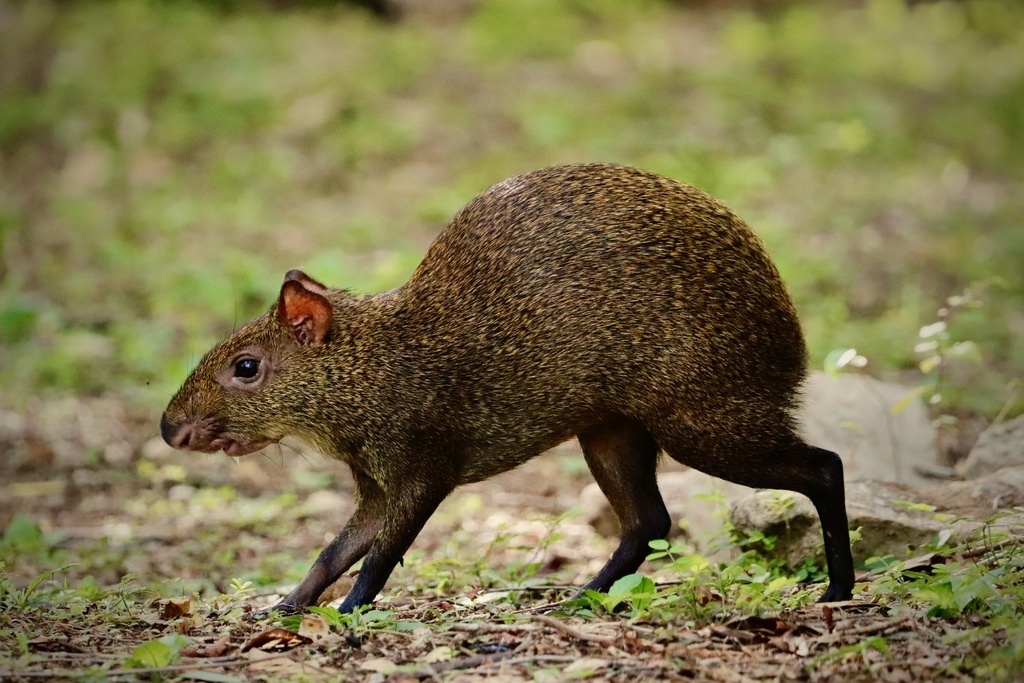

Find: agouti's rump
161;163;855;614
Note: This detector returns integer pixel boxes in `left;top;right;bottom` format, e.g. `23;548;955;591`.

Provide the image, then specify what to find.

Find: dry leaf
896;552;941;574
564;657;609;673
159;596;193;620
240;628;312;652
359;657;398;674
423;646;453;663
26;637;84;654
822;604;835;633
246;649;316;675
181;634;232;658
475;591;511;604
299;614;330;642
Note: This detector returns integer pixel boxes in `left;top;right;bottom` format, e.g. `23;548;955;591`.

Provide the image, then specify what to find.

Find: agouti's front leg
335;483;451;613
272;488;385;613
273;466;454;615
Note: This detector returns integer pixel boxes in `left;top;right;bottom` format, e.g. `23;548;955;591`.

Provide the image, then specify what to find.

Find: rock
730;483;946;566
580;470;751;553
920;464;1024;517
955;414;1024;480
579;482;618;538
581;373;941;546
728;468;1024;567
799;372;940;488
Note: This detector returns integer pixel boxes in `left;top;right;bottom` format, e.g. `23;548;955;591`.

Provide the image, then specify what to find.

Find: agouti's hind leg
659;428;855;603
578;418;670;592
756;443;854;603
796;445;855;602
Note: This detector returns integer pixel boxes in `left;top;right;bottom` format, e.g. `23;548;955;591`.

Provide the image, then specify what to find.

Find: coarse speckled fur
162;163;854;613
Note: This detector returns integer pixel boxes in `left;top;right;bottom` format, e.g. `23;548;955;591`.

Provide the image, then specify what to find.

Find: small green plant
823;347;869;376
907;562;999;618
576;573;658;617
862;516;1024;677
915;285;985;408
1;516;61;563
0;566;71;611
225;578;256;603
122;634;191;671
573;528;822;626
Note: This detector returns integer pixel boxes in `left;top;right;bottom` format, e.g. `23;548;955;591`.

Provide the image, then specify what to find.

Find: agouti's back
161;162;853;615
395;164;806;479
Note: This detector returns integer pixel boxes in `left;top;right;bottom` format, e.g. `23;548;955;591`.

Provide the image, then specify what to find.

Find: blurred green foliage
0;0;1021;416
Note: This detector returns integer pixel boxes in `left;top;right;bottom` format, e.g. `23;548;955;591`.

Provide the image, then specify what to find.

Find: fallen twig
449;621;540;634
820;613;916;643
0;654;291;680
704;664;762;683
417;650;520;677
960;536;1021;562
414;652;585;679
530;614;617;644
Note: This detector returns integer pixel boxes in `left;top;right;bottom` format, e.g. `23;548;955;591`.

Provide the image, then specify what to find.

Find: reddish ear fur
283;269;328;295
278;273;332;346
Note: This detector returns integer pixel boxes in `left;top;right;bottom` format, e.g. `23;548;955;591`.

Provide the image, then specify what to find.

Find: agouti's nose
161;415;194;450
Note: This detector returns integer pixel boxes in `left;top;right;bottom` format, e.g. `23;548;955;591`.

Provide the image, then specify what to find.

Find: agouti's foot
816;583;854;603
243;601;302;622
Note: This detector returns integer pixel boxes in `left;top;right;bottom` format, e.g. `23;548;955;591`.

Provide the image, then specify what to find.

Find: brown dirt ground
1;396;1020;681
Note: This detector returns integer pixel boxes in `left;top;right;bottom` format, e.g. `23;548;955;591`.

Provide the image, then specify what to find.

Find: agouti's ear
277;273;332;347
283;269;328;295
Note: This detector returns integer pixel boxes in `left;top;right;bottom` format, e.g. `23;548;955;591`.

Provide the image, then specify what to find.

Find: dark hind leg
655;426;855;603
578;418;670;592
743;443;855;602
796;445;855;602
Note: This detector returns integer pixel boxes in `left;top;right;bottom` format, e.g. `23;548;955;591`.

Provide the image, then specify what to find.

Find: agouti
161;163;854;613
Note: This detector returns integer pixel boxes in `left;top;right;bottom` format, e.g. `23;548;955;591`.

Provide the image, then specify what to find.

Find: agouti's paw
243;601;302;622
816;583;854;604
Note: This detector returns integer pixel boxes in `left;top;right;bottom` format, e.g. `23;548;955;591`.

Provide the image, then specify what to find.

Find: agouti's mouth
209;438;274;457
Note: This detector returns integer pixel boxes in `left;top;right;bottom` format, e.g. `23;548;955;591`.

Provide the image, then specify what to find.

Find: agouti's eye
234;358;260;379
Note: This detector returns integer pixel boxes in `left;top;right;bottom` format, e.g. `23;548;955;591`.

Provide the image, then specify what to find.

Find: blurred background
1;0;1022;431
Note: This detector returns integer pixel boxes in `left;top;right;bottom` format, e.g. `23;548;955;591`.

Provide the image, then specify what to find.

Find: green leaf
0;303;37;343
393;620;426;632
21;567;66;604
125;635;190;669
891;386;929;415
823;347;866;375
3;515;44;552
893;500;937;513
865;636;893;661
608;573;645;597
948;341;982;364
127;639;172;669
361;609;394;623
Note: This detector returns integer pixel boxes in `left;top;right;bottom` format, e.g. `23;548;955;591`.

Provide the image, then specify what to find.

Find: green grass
1;0;1022;418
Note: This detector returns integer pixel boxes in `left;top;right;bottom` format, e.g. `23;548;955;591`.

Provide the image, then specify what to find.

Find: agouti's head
161;269;336;457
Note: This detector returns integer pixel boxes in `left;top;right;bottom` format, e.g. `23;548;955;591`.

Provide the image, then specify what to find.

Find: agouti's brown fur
161;163;854;613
